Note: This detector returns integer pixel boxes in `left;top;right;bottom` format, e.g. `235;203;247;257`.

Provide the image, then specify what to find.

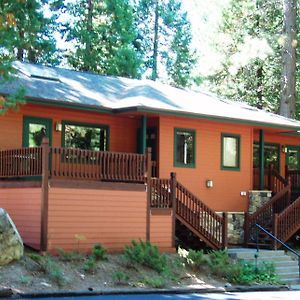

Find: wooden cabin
1;61;300;252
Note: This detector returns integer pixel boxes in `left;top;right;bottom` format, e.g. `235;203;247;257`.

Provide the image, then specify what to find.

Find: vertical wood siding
150;211;172;249
47;188;147;252
159;116;253;212
0;188;41;249
0;104;139;152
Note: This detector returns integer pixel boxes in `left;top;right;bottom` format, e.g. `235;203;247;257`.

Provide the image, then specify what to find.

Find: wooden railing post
41;138;50;252
222;212;228;249
288;176;292;204
146;147;152;242
170;172;177;248
273;213;278;250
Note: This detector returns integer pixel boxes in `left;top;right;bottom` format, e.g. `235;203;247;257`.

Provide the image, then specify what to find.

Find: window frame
221;133;241;171
174;128;196;168
61;120;110;151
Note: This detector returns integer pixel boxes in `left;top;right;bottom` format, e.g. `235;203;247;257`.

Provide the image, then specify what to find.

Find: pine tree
135;0;197;87
66;0;142;78
208;0;284;112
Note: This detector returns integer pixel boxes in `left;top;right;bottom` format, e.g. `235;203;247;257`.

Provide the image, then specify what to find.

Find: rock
0;208;24;266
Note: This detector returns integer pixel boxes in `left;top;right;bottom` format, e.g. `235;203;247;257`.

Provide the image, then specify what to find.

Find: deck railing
0;142;149;183
50;147;147;182
0;147;42;177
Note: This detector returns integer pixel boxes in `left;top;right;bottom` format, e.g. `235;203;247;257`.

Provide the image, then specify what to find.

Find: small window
62;122;109;151
174;128;195;168
221;133;240;170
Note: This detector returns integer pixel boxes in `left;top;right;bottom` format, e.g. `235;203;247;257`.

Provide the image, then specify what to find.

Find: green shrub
57;248;84;262
124;240;167;273
92;243;107;261
142;276;166;288
186;249;208;269
207;250;231;277
83;256;97;273
227;261;279;285
28;254;65;286
112;271;129;285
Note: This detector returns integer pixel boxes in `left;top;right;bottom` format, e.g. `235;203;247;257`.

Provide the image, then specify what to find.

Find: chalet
0;61;300;253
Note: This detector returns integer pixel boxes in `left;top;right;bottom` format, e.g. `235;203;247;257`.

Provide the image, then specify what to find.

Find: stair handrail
176;180;227;249
268;164;288;193
245;185;291;245
276;196;300;245
255;223;300;279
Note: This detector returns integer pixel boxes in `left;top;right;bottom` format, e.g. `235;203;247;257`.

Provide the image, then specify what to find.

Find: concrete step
228;248;300;285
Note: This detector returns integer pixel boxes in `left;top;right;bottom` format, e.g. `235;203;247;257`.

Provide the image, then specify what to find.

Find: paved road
22;291;300;300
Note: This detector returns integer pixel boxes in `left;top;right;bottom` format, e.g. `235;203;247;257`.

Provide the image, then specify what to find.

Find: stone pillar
248;190;272;214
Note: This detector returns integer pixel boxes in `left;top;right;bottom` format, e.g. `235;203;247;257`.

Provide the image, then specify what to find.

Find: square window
221;134;240;170
174;128;195;168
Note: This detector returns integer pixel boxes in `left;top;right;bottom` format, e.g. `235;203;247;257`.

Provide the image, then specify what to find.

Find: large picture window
221;133;240;170
62;122;109;151
174;128;195;168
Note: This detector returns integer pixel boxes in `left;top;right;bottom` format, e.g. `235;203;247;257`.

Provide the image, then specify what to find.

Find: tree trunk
17;30;25;61
279;0;297;118
84;0;93;71
151;0;159;81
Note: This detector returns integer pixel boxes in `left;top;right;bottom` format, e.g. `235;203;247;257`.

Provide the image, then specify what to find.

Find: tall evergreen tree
0;0;61;65
208;0;300;117
280;0;297;118
135;0;197;87
66;0;142;78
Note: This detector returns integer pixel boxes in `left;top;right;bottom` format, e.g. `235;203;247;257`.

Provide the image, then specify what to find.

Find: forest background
0;0;298;119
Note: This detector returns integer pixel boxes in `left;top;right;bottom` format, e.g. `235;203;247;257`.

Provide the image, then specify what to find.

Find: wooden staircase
150;175;228;250
245;167;300;249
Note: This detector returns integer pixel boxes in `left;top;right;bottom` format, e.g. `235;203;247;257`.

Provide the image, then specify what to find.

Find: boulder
0;208;23;265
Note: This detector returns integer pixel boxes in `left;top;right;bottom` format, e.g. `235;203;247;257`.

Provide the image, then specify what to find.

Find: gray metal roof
1;61;300;130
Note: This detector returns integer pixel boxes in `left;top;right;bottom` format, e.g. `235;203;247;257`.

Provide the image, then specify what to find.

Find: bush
142;276;166;288
124;240;167;273
185;249;208;269
83;256;97;273
207;250;231;278
28;254;65;286
228;261;279;285
57;248;84;262
92;243;107;261
112;271;129;285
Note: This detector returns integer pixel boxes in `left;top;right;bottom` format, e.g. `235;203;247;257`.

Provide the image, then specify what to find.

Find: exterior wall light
281;145;287;153
55;122;62;132
206;179;213;188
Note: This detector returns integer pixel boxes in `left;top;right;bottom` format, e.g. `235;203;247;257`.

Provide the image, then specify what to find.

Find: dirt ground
0;249;226;294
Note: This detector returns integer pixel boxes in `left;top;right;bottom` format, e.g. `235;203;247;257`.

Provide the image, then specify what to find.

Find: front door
23;116;52;147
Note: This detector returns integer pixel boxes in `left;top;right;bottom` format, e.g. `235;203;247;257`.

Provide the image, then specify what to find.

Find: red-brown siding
0;187;41;249
47;187;147;252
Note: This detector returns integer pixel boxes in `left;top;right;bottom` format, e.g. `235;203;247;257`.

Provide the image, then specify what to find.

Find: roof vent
30;74;61;82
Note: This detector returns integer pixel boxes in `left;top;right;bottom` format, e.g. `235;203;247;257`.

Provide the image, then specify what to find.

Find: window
253;143;280;170
174;128;195;168
221;133;240;170
62;122;109;151
23;116;52;147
